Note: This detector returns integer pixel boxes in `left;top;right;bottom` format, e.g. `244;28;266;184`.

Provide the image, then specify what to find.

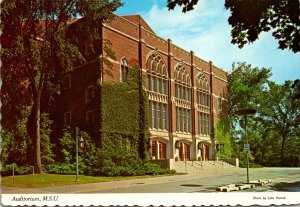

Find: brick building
60;14;228;162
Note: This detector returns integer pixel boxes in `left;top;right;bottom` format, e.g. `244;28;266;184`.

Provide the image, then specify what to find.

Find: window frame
120;58;129;82
85;85;94;103
85;110;95;124
64;111;71;126
63;74;71;89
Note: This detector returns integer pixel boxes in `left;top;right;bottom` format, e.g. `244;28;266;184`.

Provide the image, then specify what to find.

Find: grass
1;173;165;188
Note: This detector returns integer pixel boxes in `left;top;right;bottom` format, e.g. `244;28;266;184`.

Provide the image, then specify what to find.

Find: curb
216;179;272;192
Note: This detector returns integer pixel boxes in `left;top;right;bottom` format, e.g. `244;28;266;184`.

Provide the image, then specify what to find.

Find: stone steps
174;160;239;174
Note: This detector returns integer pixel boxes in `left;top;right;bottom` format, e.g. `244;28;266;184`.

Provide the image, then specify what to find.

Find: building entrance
202;144;209;160
179;142;190;161
151;141;166;160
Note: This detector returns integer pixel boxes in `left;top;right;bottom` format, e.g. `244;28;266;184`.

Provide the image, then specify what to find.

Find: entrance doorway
179;142;190;161
151;141;166;160
202;144;209;160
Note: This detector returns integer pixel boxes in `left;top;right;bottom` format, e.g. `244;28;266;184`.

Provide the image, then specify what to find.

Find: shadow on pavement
180;184;203;187
271;181;300;191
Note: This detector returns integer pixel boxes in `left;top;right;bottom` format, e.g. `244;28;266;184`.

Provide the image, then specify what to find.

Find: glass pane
147;75;151;90
162;104;166;130
158;78;162;93
157;103;161;129
187;110;190;133
152;102;156;128
182;109;186;132
163;80;167;95
176;107;179;131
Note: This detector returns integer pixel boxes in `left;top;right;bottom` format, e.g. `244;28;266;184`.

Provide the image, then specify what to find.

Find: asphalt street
93;167;300;193
2;167;300;194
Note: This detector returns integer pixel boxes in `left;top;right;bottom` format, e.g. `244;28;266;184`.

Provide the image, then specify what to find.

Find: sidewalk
2;167;245;194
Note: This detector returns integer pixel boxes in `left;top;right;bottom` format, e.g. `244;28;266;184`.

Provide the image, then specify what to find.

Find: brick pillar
190;51;197;161
168;38;175;159
209;61;216;160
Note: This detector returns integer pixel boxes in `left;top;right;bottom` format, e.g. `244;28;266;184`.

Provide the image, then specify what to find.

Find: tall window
86;110;95;124
64;111;71;126
218;94;222;111
146;52;168;130
175;64;191;133
120;58;129;82
84;37;94;55
63;74;71;89
85;85;94;103
197;74;211;136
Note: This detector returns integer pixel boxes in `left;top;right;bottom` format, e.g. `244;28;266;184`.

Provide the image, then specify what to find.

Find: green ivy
215;117;233;159
101;66;150;159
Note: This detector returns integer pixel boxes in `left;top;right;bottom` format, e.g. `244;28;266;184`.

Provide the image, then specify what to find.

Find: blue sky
116;0;300;84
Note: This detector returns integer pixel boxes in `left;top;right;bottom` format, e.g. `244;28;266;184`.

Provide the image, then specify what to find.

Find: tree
227;63;300;167
292;79;300;100
167;0;300;52
1;0;121;173
226;63;271;164
227;62;271;117
259;81;300;165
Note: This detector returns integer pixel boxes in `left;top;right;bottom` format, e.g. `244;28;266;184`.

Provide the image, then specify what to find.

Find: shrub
239;160;263;168
44;163;85;175
1;163;33;176
139;163;174;175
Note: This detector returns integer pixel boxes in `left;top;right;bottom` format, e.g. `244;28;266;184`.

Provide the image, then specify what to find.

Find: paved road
2;167;300;194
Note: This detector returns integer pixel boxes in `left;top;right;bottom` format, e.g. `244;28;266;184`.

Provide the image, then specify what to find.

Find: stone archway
198;141;211;161
202;144;209;160
151;140;167;160
177;141;191;161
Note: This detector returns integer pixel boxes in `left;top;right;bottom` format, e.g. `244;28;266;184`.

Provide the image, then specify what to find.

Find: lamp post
75;127;79;182
236;108;256;184
75;127;84;182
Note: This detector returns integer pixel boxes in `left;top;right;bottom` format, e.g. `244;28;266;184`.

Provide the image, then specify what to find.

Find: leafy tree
59;127;75;164
227;63;270;164
259;81;300;165
292;79;300;100
40;113;55;165
227;63;300;167
1;0;121;173
0;108;54;167
227;62;271;118
167;0;300;52
0;107;32;166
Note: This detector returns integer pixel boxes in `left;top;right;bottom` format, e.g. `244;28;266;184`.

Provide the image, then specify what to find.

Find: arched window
146;52;168;130
196;73;211;136
120;58;128;82
175;64;191;133
218;94;222;111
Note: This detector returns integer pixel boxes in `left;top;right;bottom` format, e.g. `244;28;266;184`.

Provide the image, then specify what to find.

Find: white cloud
141;0;300;83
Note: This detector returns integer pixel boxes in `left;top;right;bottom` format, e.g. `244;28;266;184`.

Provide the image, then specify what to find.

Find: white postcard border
2;192;300;206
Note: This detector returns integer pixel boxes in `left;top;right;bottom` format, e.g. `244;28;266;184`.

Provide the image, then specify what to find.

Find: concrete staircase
173;160;239;174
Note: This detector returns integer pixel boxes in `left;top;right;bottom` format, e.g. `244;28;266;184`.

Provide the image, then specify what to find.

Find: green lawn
1;174;161;188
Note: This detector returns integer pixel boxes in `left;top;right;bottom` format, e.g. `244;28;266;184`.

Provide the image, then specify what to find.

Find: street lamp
75;127;84;182
236;108;256;184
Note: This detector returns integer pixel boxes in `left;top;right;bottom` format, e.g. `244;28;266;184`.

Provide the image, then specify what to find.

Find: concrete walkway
2;167;300;193
2;167;245;194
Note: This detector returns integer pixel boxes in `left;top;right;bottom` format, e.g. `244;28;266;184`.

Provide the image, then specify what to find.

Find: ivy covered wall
215;117;233;159
101;67;150;159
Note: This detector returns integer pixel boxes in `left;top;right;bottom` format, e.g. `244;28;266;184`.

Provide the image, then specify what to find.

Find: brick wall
61;13;228;143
